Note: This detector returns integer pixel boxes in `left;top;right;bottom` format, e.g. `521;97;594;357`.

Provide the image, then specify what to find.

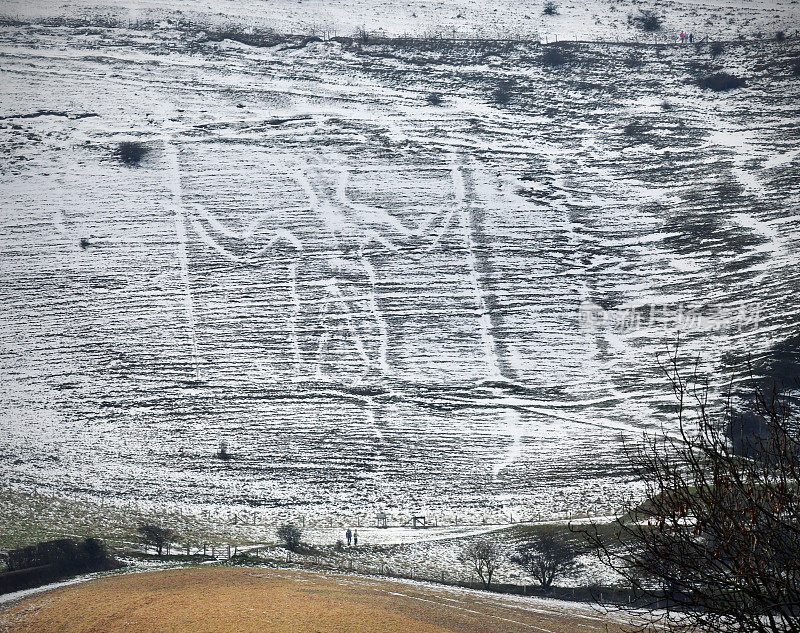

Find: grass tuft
623;54;644;68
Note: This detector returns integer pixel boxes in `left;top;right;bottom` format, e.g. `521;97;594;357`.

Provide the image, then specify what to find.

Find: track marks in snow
492;409;524;478
380;587;605;632
360;257;390;375
288;262;302;368
163;137;201;380
454;158;503;380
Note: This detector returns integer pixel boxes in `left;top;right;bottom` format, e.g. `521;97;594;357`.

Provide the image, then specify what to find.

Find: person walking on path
353;530;358;546
680;31;685;44
689;33;694;43
346;528;352;546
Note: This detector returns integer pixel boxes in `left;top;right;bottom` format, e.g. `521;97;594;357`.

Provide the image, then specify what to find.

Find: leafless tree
511;530;581;589
459;539;503;589
576;349;800;633
137;524;175;556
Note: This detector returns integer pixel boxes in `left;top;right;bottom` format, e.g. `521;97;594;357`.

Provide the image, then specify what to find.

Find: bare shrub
629;9;662;32
542;1;559;16
8;538;118;572
776;30;786;42
277;523;303;551
459;539;503;588
710;41;724;57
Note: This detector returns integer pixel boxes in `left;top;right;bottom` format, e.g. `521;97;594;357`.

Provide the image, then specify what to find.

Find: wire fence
315;27;800;46
3;14;798;47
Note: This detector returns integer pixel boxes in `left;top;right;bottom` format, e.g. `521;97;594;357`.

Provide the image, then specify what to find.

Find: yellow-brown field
0;567;625;632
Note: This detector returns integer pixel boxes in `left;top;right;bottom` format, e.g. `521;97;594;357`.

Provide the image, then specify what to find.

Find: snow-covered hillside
0;16;799;536
1;0;798;41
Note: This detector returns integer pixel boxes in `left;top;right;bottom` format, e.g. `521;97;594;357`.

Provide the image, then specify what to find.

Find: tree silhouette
577;350;800;633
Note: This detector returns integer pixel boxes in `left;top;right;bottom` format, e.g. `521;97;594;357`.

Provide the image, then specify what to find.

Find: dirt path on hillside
0;567;627;632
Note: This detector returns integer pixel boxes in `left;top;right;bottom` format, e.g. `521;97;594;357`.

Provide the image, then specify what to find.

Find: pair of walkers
345;528;358;546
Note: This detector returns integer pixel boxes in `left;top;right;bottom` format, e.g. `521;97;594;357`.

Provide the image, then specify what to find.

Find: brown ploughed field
0;567;625;632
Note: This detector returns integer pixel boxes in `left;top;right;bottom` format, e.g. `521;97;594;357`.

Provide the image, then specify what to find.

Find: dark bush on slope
426;92;443;105
541;47;568;67
117;141;149;166
623;120;654;143
624;53;645;68
137;524;176;555
629;9;662;32
491;81;514;104
696;72;746;91
543;1;559;16
277;523;303;552
1;538;122;594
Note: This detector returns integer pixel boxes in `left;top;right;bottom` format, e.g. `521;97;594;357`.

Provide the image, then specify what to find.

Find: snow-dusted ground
1;0;798;41
0;13;799;542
